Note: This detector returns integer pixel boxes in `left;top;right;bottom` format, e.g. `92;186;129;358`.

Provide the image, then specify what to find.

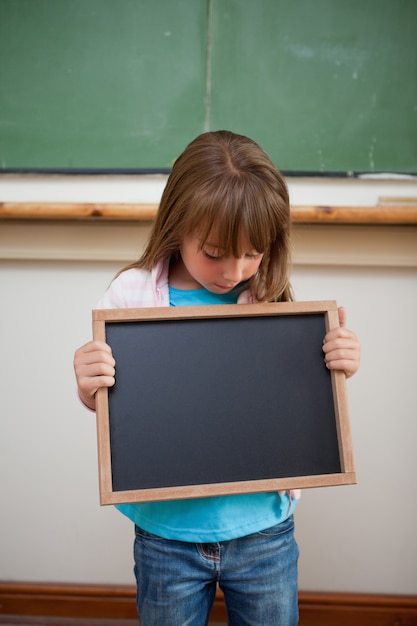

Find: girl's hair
122;130;292;302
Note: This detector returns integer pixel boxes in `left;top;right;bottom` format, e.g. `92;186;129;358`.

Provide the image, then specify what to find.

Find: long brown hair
121;130;292;302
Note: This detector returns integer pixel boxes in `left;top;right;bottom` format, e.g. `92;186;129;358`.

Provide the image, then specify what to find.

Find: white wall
1;175;416;594
292;264;417;593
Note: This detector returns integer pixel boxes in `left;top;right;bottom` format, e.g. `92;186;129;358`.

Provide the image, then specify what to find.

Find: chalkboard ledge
1;202;417;224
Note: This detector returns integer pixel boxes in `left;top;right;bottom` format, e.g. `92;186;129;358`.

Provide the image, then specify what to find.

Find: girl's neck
169;257;202;290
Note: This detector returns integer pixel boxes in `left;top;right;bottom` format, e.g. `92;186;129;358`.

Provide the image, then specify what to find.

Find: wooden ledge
0;201;417;224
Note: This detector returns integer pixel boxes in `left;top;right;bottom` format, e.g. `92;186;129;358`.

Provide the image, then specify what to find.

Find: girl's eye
203;248;222;260
246;252;262;259
203;249;262;260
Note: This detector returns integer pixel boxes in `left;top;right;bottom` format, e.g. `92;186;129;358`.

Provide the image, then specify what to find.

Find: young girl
74;130;360;626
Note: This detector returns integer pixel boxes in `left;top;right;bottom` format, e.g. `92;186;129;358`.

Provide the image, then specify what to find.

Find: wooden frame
92;301;356;505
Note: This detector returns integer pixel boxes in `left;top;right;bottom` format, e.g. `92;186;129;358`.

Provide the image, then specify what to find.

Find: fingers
338;306;347;328
323;320;361;379
74;340;116;409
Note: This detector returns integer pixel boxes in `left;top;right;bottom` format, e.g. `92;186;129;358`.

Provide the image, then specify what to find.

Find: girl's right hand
73;340;115;411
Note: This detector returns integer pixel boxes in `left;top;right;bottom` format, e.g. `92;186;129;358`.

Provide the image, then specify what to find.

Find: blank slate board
92;301;356;505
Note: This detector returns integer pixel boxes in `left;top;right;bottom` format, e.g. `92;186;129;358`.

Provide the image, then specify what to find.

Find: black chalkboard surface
93;302;355;505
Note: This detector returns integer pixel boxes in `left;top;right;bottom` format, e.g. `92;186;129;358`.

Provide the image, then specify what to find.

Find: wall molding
1;583;417;626
1;220;417;268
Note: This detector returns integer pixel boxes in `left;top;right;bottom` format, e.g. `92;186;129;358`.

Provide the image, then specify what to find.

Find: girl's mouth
215;283;236;291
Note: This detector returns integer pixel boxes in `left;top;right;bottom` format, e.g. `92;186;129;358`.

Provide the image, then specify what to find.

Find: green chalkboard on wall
209;0;417;175
0;0;416;174
0;0;208;171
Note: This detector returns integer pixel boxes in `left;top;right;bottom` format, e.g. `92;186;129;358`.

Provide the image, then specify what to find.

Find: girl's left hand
322;307;360;379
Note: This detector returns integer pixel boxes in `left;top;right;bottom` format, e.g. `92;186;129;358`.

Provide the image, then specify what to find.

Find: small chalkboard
92;301;355;505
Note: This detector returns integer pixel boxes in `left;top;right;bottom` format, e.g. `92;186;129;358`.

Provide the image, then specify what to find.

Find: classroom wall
1;174;417;595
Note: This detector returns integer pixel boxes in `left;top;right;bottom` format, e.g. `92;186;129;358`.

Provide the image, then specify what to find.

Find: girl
74;130;360;626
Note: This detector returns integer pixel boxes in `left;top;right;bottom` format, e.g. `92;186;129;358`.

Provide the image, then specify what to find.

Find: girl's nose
223;258;244;282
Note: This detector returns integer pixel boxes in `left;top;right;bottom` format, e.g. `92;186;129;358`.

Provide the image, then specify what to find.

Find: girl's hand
73;340;115;410
323;307;360;379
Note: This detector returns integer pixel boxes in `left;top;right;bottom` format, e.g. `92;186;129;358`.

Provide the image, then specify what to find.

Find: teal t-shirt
168;284;246;306
115;285;295;541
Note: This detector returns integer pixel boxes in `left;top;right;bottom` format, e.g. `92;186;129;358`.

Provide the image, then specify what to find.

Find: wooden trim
0;202;158;221
291;203;417;224
299;591;417;626
1;583;417;625
0;582;137;620
1;201;417;224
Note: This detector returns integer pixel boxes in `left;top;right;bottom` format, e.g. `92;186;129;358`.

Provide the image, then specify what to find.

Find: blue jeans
133;515;299;625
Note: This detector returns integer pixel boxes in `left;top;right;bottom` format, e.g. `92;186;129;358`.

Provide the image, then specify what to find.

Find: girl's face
175;228;264;293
